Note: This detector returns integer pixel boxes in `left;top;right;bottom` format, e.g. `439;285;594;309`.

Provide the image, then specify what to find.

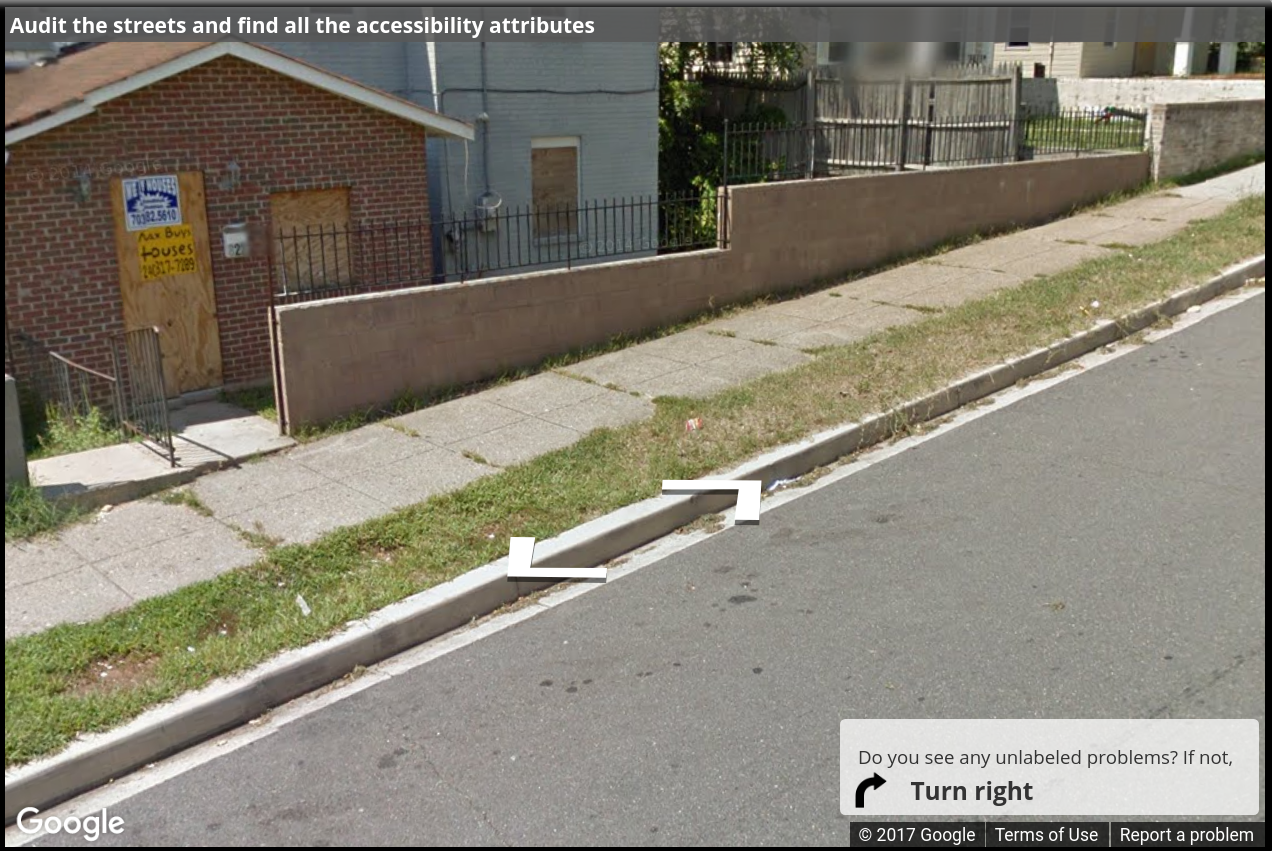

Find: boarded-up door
270;188;353;293
110;171;222;395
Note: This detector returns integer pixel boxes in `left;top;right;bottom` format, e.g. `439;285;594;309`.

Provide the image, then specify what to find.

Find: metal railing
438;193;721;280
48;350;120;431
272;218;433;305
1021;106;1149;158
270;195;726;294
112;328;175;466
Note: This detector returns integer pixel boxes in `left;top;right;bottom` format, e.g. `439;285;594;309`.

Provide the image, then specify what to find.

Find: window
1007;42;1030;48
270;187;353;291
705;42;735;64
827;42;853;64
531;137;579;240
1103;42;1117;48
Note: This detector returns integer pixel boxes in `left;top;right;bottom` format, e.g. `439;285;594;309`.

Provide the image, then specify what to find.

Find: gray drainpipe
479;40;491;197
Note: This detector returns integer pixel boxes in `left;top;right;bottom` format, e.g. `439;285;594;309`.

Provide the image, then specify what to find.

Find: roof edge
5;41;474;147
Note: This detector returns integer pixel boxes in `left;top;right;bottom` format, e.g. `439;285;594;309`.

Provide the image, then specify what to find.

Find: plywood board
270;187;353;291
111;171;223;395
531;147;579;238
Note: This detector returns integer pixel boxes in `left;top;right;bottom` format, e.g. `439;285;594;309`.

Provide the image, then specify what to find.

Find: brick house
4;41;472;397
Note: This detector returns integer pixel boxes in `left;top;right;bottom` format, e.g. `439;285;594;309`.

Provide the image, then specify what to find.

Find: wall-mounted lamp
218;160;241;191
73;169;92;202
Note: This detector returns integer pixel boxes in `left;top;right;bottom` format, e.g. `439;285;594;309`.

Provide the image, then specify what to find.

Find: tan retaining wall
1148;99;1266;182
276;152;1150;428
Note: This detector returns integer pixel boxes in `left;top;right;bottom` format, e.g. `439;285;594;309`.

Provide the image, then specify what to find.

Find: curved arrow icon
662;479;762;523
507;537;607;581
855;773;886;808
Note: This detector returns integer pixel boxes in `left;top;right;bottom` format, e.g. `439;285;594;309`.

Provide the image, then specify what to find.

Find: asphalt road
30;294;1266;845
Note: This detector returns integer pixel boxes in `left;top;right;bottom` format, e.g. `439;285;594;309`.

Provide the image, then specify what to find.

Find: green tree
658;42;807;243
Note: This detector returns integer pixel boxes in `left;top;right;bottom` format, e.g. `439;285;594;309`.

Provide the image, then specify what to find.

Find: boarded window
531;140;579;239
270;188;353;292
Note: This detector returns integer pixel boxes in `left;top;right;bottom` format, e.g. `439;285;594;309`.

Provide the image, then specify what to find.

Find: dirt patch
198;609;241;641
70;655;162;698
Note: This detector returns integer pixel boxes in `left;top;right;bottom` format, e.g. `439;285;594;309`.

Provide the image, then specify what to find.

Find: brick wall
1148;99;1266;182
4;55;430;390
275;152;1150;428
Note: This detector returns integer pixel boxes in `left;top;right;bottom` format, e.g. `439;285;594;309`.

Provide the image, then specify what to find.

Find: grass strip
4;483;83;542
4;193;1264;767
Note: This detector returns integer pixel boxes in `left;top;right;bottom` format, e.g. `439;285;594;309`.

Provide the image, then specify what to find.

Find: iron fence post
722;119;730;189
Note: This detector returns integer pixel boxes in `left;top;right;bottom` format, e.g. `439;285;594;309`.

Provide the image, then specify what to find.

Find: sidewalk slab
27;401;294;512
340;447;495;510
5;499;261;639
217;479;388;545
451;417;582;468
28;442;184;507
898;270;1025;310
388;395;528;447
996;242;1116;278
6;164;1262;640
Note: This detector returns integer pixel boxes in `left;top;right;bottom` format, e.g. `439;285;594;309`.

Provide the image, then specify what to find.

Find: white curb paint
507;537;608;580
662;480;762;523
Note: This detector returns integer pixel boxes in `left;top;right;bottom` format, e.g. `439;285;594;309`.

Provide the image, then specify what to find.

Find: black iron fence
48;350;119;430
270;194;725;296
1021;106;1149;158
111;328;175;466
44;327;175;466
438;192;721;280
272;218;432;305
723;107;1148;184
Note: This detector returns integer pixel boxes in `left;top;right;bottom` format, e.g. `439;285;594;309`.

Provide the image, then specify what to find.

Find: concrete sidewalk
5;164;1263;639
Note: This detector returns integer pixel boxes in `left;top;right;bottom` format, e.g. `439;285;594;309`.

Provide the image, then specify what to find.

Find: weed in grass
29;406;123;460
462;450;495;467
1100;242;1135;251
156;488;213;517
232;522;283;551
383;421;422;439
892;302;942;315
4;482;82;541
555;370;598;386
677;512;726;535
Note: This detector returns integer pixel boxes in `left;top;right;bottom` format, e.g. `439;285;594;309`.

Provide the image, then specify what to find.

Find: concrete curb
4;255;1264;823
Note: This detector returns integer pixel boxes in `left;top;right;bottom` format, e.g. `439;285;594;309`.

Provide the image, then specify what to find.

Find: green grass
27;406;124;461
3;194;1264;768
5;482;82;542
1023;113;1146;154
154;488;213;517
